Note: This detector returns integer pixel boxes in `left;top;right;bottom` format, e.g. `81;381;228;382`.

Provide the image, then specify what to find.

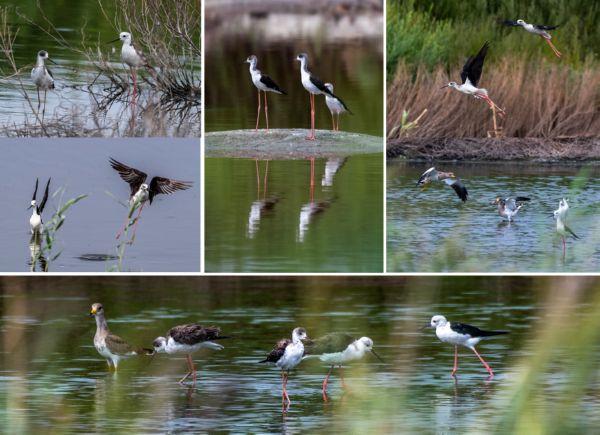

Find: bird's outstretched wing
444;178;468;202
39;178;51;214
32;178;39;202
501;19;520;27
260;74;287;95
461;41;489;87
534;24;559;31
417;167;436;186
148;177;193;204
515;196;531;203
260;338;291;363
109;158;148;197
303;333;355;356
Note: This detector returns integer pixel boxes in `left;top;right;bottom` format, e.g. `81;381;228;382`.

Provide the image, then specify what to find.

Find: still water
1;276;599;432
0;138;200;272
205;154;383;272
387;161;600;272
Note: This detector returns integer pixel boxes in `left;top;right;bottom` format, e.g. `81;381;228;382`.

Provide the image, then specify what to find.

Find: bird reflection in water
298;157;335;242
247;159;279;238
28;232;47;272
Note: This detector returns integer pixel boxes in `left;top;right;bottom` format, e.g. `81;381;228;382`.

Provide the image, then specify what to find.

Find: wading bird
553;198;579;258
441;42;505;116
90;303;153;370
109;32;153;97
245;55;287;132
109;158;193;241
28;178;51;235
502;19;561;58
260;327;309;409
323;83;352;131
491;196;531;221
416;167;468;202
153;324;230;386
303;333;383;400
296;53;345;140
425;315;508;378
31;50;56;120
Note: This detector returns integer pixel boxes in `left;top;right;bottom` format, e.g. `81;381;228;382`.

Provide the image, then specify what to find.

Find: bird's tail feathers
480;330;509;337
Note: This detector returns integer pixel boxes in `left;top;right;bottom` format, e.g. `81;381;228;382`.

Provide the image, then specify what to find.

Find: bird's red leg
311;94;315;139
264;91;269;132
322;365;334;400
131;67;137;101
451;345;459;377
471;347;494;377
179;355;193;383
337;114;340;131
544;37;562;58
331;113;335;131
562;236;566;259
255;159;260;196
339;365;347;389
188;354;197;386
263;160;269;198
310;157;315;190
255;91;261;132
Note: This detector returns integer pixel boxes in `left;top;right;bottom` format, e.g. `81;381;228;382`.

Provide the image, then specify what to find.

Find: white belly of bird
251;71;270;92
436;325;481;348
301;71;322;95
319;347;364;365
165;337;223;355
122;45;144;68
30;214;42;233
130;190;149;209
31;67;53;89
277;342;304;370
325;96;345;115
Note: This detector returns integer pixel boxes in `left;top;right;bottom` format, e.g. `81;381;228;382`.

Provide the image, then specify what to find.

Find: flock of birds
28;158;192;244
90;303;508;410
245;53;352;139
416;166;580;257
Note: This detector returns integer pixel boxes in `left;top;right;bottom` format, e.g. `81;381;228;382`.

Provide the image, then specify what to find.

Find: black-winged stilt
303;333;383;400
502;19;562;58
553;198;579;258
245;55;287;132
153;324;230;386
109;157;193;241
295;53;345;140
425;315;508;378
441;42;505;116
31;50;56;120
416;167;468;202
28;178;51;235
491;196;531;221
260;327;309;409
90;303;153;371
109;32;153;98
323;83;352;131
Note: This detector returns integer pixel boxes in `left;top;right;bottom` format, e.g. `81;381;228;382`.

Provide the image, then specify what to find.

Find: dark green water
387;161;600;272
1;276;599;432
205;154;383;272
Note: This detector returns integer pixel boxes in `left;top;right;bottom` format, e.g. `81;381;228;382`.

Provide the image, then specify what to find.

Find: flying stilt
28;178;51;235
491;196;530;221
260;327;309;410
416;167;468;202
30;50;56;121
245;55;286;132
109;157;193;241
296;53;345;140
153;324;230;386
441;42;505;116
553;198;579;258
90;303;153;371
323;83;352;131
502;19;562;58
109;32;154;98
303;333;383;400
424;315;508;378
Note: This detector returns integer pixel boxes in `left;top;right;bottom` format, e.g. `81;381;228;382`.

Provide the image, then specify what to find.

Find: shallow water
205;154;383;272
387;161;600;272
0;138;200;272
1;276;599;432
205;15;383;136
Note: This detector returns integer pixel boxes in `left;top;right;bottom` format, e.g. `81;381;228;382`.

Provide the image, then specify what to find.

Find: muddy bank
206;129;382;159
387;137;600;162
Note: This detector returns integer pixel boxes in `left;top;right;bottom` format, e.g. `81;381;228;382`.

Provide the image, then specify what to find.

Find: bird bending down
260;327;309;408
153;324;230;385
246;55;286;132
323;83;352;131
303;333;383;399
30;50;56;120
425;315;508;378
90;303;153;370
296;53;345;140
28;178;51;235
502;19;561;58
109;32;154;97
416;167;468;202
491;196;531;221
109;157;193;241
553;198;579;258
441;42;505;116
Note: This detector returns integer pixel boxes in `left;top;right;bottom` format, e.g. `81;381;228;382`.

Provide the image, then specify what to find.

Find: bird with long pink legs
424;315;508;378
109;158;192;242
553;198;580;260
109;32;156;100
260;327;309;412
296;53;346;140
502;19;562;58
441;42;505;117
245;55;286;132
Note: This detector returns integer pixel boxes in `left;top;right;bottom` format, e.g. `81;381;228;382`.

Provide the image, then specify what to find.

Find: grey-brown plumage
168;324;227;346
260;338;291;363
